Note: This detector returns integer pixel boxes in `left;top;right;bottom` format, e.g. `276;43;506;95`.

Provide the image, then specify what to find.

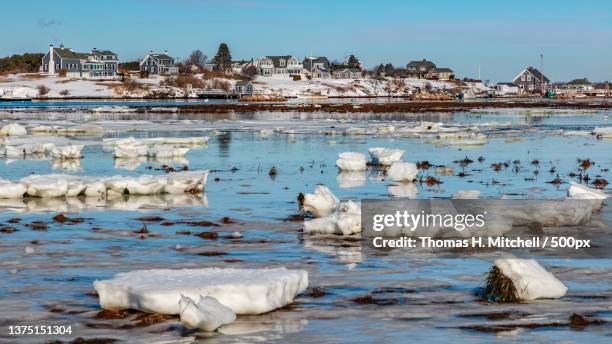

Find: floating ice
164;170;209;194
32;124;104;135
0;123;27;136
387;162;418;182
93;267;308;315
368;147;405;165
50;145;83;160
303;200;361;235
593;127;612;138
0;179;26;199
179;295;236;332
437;132;487;145
301;185;340;218
148;145;190;158
452;190;481;199
113;144;148;158
567;181;608;210
494;259;567;300
336;152;367;171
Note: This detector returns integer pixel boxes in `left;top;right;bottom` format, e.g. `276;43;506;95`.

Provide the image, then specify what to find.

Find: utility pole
478;64;481;80
540;53;545;95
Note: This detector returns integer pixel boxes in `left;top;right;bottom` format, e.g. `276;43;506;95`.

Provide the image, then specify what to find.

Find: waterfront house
231;60;254;74
254;56;303;77
303;57;330;79
495;82;520;96
512;67;549;93
405;59;437;79
558;78;594;93
426;67;455;81
234;80;254;95
140;51;178;75
333;68;361;79
41;44;118;79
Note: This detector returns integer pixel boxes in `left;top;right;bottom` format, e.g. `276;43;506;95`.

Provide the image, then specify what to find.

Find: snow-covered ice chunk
387;162;417;182
93;267;308;315
301;185;340;218
452;190;481;199
51;145;83;160
148;145;190;158
21;175;70;198
0;123;27;136
164;170;209;194
113;145;148;158
126;175;167;195
344;127;367;135
368;147;405;165
303;200;361;235
593;127;612;138
336;152;367;171
0;179;26;199
494;259;567;300
567;181;608;210
179;295;236;332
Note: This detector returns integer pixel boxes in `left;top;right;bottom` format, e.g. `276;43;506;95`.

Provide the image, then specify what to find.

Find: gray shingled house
303;57;330;79
41;44;118;79
405;59;437;79
254;56;303;77
140;51;178;75
512;67;550;93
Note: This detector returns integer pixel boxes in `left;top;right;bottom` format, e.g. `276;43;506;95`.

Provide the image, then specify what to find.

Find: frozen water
335;152;367;171
179;295;236;331
0;123;27;136
387;162;418;182
301;185;340;218
303;200;361;235
368;147;405;165
94;268;308;315
495;259;568;300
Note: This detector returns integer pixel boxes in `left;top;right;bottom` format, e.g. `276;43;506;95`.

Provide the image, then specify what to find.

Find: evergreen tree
384;63;395;75
213;43;232;72
346;54;360;69
375;64;385;75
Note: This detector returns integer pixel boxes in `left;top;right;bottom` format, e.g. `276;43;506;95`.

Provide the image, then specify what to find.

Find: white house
254;56;303;77
495;82;520;96
140;51;178;75
333;68;361;79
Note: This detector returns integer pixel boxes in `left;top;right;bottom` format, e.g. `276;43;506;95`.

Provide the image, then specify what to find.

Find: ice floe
336;152;367;171
592;127;612;138
387;162;418;182
303;200;361;235
179;295;236;332
93;267;308;315
50;145;83;160
0;171;208;198
368;147;405;165
300;185;340;218
567;181;608;210
31;124;104;135
492;259;567;301
0;123;27;136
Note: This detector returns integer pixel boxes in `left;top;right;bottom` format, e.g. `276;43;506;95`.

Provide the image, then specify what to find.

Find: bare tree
185;50;208;67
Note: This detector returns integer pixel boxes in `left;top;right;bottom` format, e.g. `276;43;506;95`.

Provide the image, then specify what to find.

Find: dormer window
280;59;285;67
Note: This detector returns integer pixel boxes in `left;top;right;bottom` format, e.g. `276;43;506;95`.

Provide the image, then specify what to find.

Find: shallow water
0;109;610;343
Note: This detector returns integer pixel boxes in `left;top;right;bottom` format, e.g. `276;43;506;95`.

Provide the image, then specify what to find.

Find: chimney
60;44;64;49
164;50;168;55
48;45;55;75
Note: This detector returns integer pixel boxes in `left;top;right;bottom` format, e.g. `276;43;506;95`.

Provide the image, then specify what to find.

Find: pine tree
346;54;360;69
375;64;385;75
384;63;395;75
213;43;232;72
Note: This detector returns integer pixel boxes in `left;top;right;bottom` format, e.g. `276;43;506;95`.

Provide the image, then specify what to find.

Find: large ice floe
567;181;608;210
31;124;104;135
368;147;405;165
300;185;340;218
0;171;209;198
93;268;308;315
387;162;418;182
0;123;27;136
335;152;367;171
108;136;206;158
486;259;567;301
179;295;236;332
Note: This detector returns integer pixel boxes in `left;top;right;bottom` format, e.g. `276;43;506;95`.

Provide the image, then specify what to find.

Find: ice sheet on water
495;259;567;300
301;185;340;218
179;295;236;331
94;268;308;315
335;152;367;171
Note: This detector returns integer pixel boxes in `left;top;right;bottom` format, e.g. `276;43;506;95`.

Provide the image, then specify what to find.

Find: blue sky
1;0;611;82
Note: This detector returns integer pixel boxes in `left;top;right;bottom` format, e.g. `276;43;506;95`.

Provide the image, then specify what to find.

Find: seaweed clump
482;266;519;303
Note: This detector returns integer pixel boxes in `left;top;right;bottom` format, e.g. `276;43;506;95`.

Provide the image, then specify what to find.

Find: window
280;59;285;67
521;74;525;81
527;74;532;81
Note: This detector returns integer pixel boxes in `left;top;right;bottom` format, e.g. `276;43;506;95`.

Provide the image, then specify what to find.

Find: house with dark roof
234;80;254;96
303;57;330;79
254;56;303;77
559;78;594;93
512;67;550;93
139;51;178;75
333;68;361;79
41;44;119;79
405;59;437;79
426;67;455;81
